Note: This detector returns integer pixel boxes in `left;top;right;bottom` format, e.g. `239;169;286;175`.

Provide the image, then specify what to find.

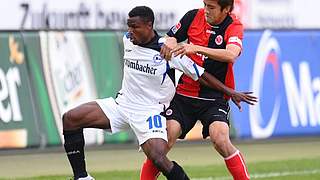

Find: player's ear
147;21;153;29
224;6;231;14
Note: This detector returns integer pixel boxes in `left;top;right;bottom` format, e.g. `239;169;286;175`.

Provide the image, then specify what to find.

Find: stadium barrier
0;31;134;149
0;32;45;148
0;30;319;149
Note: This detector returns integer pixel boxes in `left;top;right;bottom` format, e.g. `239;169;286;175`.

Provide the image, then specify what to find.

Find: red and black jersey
167;8;243;100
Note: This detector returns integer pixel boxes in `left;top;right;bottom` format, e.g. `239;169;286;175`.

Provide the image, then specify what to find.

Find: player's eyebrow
127;19;136;26
203;2;215;8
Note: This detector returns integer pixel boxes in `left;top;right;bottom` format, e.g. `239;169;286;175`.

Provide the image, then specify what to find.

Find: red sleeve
224;16;243;50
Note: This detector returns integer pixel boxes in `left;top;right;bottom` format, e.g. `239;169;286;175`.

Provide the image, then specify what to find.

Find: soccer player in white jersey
62;6;256;180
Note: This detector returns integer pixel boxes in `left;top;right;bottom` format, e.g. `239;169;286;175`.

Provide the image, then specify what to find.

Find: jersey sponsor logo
124;59;157;75
171;22;181;34
215;35;223;45
206;29;216;35
153;54;163;64
196;52;208;61
189;41;208;61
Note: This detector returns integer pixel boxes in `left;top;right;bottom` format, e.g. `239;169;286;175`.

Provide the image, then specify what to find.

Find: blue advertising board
232;30;320;139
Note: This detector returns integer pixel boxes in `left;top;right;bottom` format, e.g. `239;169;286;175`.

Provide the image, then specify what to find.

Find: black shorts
162;93;230;139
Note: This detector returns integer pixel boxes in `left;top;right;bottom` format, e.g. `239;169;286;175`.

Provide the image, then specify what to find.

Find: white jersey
115;32;204;110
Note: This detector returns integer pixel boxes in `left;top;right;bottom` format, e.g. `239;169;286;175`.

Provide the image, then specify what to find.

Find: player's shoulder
225;14;243;34
187;8;200;14
184;8;201;18
229;14;243;27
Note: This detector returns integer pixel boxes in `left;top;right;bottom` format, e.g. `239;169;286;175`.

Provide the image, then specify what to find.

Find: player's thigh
199;99;230;139
96;98;129;133
131;112;168;146
63;101;111;130
141;138;168;159
163;94;198;139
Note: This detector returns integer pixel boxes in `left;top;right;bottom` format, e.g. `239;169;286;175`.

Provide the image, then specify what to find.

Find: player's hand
171;43;198;58
231;91;258;112
160;37;177;60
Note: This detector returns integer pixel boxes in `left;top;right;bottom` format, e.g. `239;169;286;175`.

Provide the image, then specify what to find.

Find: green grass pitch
1;138;319;180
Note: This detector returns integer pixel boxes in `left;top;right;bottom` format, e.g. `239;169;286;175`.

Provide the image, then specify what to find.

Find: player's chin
130;38;137;44
132;40;140;45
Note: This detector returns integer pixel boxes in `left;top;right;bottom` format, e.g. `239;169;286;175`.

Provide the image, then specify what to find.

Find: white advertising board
248;0;320;29
40;31;103;145
0;0;202;30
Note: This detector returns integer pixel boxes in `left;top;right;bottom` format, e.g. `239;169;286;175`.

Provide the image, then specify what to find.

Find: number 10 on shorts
147;115;163;129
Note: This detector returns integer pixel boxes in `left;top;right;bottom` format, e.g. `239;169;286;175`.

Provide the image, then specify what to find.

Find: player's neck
141;30;156;45
146;30;156;44
209;14;228;26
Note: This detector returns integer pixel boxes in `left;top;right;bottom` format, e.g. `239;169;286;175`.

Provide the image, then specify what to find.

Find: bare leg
209;121;250;180
62;101;110;179
209;121;236;157
62;101;111;131
140;138;189;180
140;119;182;180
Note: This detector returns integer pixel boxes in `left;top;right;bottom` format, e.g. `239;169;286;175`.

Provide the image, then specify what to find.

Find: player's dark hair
218;0;234;12
128;6;155;26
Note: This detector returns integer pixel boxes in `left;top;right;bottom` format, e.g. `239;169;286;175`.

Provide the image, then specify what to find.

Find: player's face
203;0;229;25
127;16;152;45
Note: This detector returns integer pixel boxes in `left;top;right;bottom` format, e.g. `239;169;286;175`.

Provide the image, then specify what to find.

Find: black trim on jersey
167;69;176;85
215;15;233;31
139;30;162;52
167;9;198;43
200;15;234;98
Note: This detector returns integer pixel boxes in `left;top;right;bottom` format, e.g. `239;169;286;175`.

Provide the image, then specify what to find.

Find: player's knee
167;121;181;149
211;131;229;150
62;110;78;130
147;147;167;168
167;136;176;149
151;153;167;170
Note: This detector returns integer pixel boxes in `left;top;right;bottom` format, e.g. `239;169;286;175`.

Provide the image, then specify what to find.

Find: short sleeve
225;20;244;49
169;56;204;81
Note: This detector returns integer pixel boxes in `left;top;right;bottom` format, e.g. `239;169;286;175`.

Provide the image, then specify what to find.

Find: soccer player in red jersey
140;0;251;180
